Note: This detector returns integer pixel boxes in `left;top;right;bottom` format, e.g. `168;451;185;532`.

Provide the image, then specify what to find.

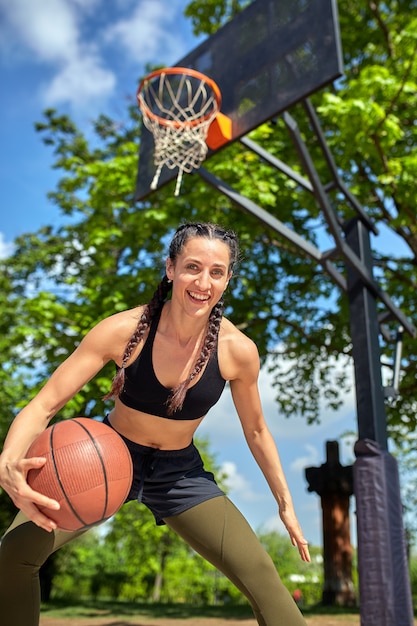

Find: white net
137;69;221;196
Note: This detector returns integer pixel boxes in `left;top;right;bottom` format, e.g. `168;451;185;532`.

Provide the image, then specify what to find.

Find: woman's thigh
165;496;306;626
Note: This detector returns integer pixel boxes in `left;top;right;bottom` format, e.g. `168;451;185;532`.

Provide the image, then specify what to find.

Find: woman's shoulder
218;317;260;378
93;305;146;335
81;305;147;359
220;316;257;346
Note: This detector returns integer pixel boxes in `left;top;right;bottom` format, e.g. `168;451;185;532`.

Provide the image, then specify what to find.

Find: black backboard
136;0;343;200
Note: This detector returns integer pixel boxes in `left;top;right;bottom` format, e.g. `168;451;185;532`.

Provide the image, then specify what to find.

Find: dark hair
104;222;239;414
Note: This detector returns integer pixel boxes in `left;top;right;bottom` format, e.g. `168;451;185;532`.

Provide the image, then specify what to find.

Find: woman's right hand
0;455;60;532
0;309;129;532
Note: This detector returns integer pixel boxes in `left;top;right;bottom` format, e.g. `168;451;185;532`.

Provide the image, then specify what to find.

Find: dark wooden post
305;440;356;606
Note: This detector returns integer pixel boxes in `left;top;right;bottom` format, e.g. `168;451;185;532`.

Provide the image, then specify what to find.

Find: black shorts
103;417;224;525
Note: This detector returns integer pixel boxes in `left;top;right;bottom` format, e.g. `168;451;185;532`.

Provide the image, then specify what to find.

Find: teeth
189;291;209;301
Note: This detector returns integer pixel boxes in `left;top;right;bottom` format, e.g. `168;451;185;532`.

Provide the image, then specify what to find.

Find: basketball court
134;1;416;625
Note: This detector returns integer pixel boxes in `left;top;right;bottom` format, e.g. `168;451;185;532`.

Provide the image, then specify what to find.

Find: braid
105;222;239;411
167;296;225;415
103;275;172;400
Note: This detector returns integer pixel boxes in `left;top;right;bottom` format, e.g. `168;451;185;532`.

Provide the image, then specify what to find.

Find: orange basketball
26;418;133;531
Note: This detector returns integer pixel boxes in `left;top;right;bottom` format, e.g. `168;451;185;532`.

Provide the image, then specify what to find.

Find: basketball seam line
76;419;110;519
50;424;89;527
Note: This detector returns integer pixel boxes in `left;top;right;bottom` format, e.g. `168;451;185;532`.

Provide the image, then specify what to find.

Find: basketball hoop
137;67;222;196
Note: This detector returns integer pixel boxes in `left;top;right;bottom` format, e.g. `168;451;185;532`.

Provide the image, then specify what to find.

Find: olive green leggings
0;496;306;626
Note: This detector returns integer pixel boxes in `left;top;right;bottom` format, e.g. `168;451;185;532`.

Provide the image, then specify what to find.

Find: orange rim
137;66;222;129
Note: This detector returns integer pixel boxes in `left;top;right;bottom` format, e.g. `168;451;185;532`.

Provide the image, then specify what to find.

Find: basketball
26;418;133;531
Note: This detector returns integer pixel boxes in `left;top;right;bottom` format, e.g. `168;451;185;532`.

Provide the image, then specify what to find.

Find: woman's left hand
279;507;311;562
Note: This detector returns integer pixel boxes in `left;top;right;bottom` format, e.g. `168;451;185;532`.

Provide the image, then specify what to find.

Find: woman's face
166;237;232;316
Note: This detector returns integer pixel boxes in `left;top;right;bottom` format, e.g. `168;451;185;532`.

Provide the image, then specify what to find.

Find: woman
0;222;310;626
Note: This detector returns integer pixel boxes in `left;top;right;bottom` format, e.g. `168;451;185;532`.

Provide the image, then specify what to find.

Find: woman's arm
228;335;311;562
0;309;138;531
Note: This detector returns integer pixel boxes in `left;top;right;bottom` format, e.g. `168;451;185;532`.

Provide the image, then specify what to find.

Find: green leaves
184;0;249;36
181;0;417;435
1;0;417;464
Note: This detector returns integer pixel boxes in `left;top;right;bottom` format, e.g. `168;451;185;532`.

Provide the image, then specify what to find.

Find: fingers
24;488;60;514
20;502;59;533
297;538;311;562
3;456;60;532
12;489;60;532
290;535;310;561
279;508;311;562
14;484;60;517
19;455;47;473
18;456;60;508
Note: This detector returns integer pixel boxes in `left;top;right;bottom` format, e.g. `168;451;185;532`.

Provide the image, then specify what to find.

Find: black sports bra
118;307;226;420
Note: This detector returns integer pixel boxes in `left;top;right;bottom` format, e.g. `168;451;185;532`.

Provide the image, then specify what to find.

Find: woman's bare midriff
107;398;205;450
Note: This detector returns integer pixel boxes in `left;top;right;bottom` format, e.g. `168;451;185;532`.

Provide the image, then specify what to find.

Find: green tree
183;0;417;440
1;0;417;529
50;530;105;600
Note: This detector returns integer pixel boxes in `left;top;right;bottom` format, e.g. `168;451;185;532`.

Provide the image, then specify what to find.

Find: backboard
135;0;343;200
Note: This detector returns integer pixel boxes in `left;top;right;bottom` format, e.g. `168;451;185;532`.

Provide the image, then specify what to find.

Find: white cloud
0;233;14;259
0;0;116;107
104;0;191;64
290;443;321;473
1;0;79;62
0;0;197;110
259;514;287;535
43;52;115;106
220;460;264;502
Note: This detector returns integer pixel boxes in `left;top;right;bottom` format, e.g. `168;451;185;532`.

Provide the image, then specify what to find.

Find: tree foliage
183;0;417;439
49;521;317;605
1;0;416;525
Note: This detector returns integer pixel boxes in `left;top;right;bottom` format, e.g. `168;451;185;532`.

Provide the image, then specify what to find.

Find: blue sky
0;0;363;548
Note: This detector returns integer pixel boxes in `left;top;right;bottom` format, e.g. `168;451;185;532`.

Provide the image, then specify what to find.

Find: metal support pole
344;218;413;626
344;218;388;447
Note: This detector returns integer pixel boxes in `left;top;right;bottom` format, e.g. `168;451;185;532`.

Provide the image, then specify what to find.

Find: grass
41;599;254;619
40;598;360;620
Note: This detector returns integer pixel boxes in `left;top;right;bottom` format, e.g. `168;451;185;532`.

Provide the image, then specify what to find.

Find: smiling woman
0;222;310;626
